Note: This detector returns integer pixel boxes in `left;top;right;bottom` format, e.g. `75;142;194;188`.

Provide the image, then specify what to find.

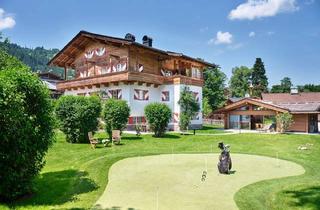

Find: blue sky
1;0;319;86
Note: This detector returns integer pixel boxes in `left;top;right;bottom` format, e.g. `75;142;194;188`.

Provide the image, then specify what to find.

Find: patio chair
112;130;121;145
257;124;272;133
88;132;98;149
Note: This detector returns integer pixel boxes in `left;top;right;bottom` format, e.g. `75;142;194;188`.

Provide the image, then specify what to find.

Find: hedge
0;50;55;201
55;95;102;143
144;103;172;137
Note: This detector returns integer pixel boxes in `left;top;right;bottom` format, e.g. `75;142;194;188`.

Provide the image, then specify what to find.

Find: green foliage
298;84;320;92
144;103;172;137
0;47;29;71
178;87;200;130
0;49;55;201
203;66;227;110
0;36;74;79
251;58;268;97
271;77;293;93
229;66;252;97
202;97;212;118
276;113;293;133
103;99;130;139
55;96;102;143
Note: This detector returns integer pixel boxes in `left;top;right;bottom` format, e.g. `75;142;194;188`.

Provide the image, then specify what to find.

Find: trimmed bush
276;112;293;133
0;51;55;201
103;99;130;139
144;103;172;137
55;95;102;143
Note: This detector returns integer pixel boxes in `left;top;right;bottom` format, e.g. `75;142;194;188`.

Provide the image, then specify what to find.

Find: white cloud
0;8;15;31
228;0;299;20
249;31;256;37
208;31;233;45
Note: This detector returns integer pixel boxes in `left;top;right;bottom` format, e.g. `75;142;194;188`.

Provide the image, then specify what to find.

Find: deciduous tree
271;77;293;93
203;66;226;110
229;66;252;97
178;87;200;130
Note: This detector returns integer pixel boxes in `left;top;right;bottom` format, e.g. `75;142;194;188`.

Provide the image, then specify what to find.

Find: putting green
94;154;304;210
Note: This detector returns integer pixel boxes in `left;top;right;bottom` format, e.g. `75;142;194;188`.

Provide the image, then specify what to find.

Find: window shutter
118;89;122;99
108;90;112;99
134;89;139;100
144;90;149;100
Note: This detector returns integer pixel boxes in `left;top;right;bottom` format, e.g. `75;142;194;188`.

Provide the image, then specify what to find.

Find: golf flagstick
156;186;159;210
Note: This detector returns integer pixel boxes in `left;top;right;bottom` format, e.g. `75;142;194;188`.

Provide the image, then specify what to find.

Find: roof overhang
214;98;289;114
48;30;215;69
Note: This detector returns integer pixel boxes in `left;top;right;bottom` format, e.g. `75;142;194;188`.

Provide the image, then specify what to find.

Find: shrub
276;112;293;133
178;87;200;130
103;99;130;139
144;103;172;137
55;95;101;143
0;51;55;201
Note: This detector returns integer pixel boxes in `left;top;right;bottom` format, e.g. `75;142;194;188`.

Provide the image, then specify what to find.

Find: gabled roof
48;30;216;68
277;103;320;113
262;92;320;104
262;92;320;113
214;97;289;113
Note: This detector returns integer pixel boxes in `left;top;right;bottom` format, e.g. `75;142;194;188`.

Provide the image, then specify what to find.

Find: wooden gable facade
48;31;214;91
216;98;319;133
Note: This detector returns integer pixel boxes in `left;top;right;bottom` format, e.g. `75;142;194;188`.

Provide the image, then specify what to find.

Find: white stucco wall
63;82;203;130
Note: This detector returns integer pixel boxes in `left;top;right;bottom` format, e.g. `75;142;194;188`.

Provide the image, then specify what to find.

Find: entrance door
309;114;319;133
229;115;240;129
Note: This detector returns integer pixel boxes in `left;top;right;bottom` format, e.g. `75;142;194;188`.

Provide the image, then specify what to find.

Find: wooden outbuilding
215;93;320;133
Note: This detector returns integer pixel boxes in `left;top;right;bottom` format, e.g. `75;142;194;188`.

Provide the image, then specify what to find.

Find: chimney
290;87;299;94
142;35;153;47
125;33;136;42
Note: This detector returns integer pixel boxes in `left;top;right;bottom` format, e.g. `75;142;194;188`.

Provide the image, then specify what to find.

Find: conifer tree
251;58;268;97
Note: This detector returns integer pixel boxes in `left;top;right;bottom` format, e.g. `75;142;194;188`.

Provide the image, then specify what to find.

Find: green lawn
1;131;320;210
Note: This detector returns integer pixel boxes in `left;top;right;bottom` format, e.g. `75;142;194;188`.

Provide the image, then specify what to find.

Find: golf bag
217;142;232;174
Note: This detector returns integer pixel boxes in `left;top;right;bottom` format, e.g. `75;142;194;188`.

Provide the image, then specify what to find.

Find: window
108;89;122;99
128;116;146;124
116;63;122;72
192;112;200;120
191;67;201;78
162;91;170;101
192;92;199;102
236;106;249;111
134;89;149;100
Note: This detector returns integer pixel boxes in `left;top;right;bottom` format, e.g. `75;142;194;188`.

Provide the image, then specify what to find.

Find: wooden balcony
57;71;164;90
164;75;204;87
57;71;204;91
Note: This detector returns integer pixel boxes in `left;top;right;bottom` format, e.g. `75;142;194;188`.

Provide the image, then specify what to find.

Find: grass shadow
93;204;138;210
162;133;181;139
283;186;320;210
122;136;143;141
13;170;98;207
229;170;237;175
